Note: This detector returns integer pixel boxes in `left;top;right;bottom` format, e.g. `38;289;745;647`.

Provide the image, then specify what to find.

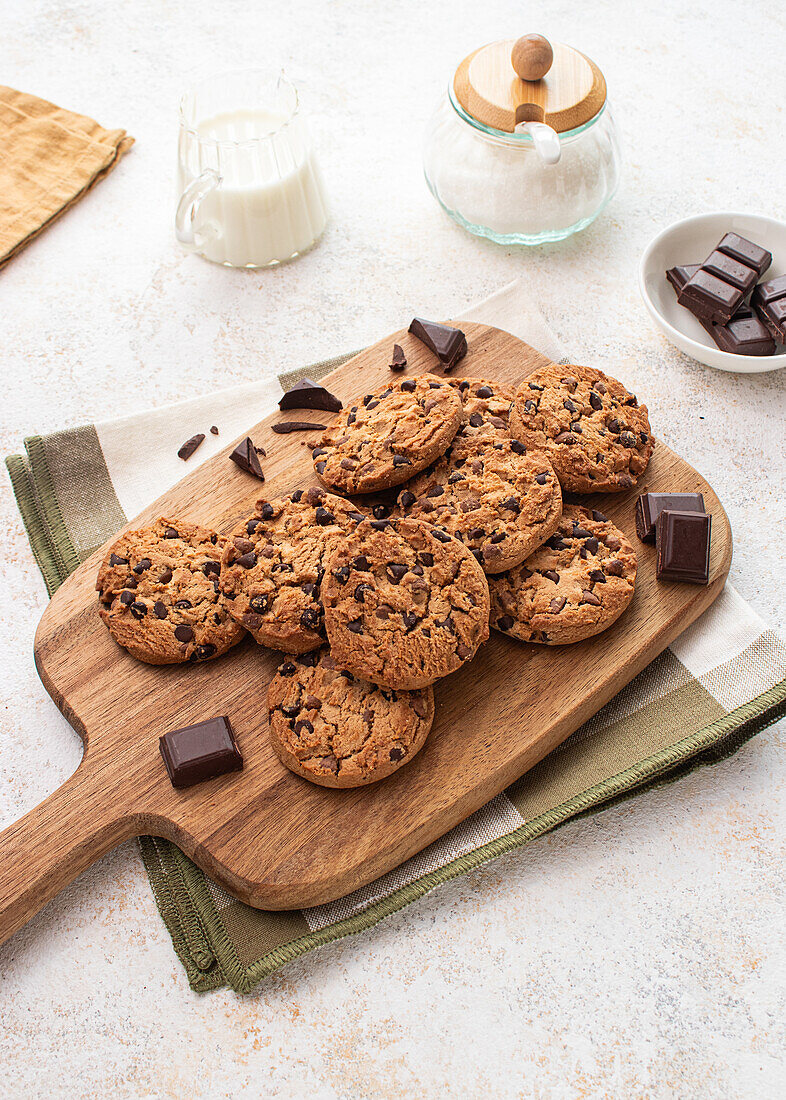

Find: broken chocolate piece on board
210;425;219;435
667;265;776;356
677;234;772;324
751;274;786;343
635;491;705;544
279;378;343;413
229;437;265;480
271;421;329;434
159;716;243;788
177;433;205;461
408;317;468;370
655;510;711;585
389;343;407;371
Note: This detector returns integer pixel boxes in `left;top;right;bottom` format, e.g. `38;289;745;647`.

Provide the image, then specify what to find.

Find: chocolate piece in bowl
655;510;711;585
278;378;343;413
752;275;786;343
159;716;243;788
635;492;705;544
408;318;468;371
667;265;776;357
677;233;772;324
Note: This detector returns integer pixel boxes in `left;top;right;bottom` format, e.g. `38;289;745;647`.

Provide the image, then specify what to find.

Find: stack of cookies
97;359;653;789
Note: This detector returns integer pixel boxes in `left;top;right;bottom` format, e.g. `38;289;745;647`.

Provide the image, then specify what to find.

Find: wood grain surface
0;323;732;945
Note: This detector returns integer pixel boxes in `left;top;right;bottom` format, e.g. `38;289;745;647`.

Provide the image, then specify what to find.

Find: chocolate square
159;716;243;788
666;264;775;356
718;233;772;277
703;250;757;293
635;492;705;544
678;268;744;323
655;510;711;585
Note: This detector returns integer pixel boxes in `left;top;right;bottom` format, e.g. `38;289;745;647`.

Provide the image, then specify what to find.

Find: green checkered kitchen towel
5;281;786;993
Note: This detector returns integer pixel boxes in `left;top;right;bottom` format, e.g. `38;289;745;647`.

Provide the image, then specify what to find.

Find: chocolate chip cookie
509;363;654;493
323;516;490;689
489;505;637;645
448;376;515;440
395;433;562;574
312;374;462;495
220;488;366;653
97;517;244;665
267;649;434;788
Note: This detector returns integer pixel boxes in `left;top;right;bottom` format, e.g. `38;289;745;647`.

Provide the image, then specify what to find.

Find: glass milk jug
423;35;621;245
176;70;328;267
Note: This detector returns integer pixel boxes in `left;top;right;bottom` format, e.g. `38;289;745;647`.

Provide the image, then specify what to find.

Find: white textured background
1;1;785;1097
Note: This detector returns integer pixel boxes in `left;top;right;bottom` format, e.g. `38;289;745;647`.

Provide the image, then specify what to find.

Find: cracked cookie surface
489;505;637;645
312;374;462;495
509;363;654;494
220;488;366;654
323;515;490;689
395;431;562;574
97;516;244;665
267;648;434;787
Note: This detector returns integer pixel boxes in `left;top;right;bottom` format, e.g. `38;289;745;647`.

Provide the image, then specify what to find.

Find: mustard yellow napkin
0;86;133;267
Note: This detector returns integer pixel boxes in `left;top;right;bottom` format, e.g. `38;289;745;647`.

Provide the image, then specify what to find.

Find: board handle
0;754;136;946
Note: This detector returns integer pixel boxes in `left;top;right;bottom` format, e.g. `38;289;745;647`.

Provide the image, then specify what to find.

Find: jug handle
175;169;221;252
514;121;561;166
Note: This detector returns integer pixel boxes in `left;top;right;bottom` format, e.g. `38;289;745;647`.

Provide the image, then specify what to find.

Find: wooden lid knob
511;35;553;82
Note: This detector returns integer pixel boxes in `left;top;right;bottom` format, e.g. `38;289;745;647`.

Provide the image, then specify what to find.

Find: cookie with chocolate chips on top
395;430;562;574
448;376;515;440
96;517;244;665
267;649;435;788
489;505;637;645
220;489;367;654
312;374;462;495
509;363;654;493
323;516;490;689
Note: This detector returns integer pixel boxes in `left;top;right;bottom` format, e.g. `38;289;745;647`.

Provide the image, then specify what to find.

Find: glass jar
423;83;621;246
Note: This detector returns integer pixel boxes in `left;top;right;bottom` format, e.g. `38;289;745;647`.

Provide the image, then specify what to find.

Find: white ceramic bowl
639;212;786;373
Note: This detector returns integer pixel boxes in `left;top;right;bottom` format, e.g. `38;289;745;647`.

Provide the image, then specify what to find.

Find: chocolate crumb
272;421;329;434
178;433;205;461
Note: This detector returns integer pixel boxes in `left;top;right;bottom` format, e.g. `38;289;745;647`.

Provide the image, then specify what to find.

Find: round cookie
448;376;515;440
312;374;462;494
489;505;637;645
509;363;654;493
220;488;366;654
395;433;562;573
267;649;435;788
96;517;244;665
323;516;490;689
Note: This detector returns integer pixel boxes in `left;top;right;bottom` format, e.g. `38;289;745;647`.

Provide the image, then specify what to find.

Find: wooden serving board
0;324;732;945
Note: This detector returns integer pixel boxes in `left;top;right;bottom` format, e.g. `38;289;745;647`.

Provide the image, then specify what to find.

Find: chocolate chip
210;425;219;435
431;529;451;543
354;583;372;602
192;644;215;661
347;618;363;633
311;447;327;459
109;553;128;566
468;527;486;541
400;379;417;392
549;597;566;613
606;419;621;435
174;624;193;642
159;567;173;583
605;536;622;551
594;382;606;394
163;526;178;539
543;570;560;584
472;549;483;563
604;560;624;576
581;590;601;606
333;565;350;584
490;532;506;544
281;703;300;718
640;432;649;444
417;552;434;566
298;650;319;667
456;643;472;659
591;510;607;523
174;599;192;609
271;563;293;573
496;614;514;631
469;412;484;428
315;506;335;526
563;399;578;413
372;504;391;519
153;601;168;619
124;576;138;589
389;746;405;762
570;423;583;434
619;431;637;448
365;400;379;410
399;490;416;508
237;552;257;569
528;382;543;391
561;377;578;392
447;471;465;484
370;519;391;530
546;535;568;550
584;537;600;554
499;497;520;513
510;439;526;455
386;563;408;584
589;569;606;584
347;512;366;523
535;473;549;485
315;461;327;474
301;582;318;597
554;432;576;444
392;455;411;467
259;502;276;521
132;558;151;575
426;484;444;498
129;601;146;619
572;526;593;539
279;661;296;676
295;719;314;735
589;392;603;411
300;608;320;630
474;385;492;399
401;611;418;631
202;560;221;576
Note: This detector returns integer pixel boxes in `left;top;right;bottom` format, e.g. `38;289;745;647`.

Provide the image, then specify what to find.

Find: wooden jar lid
453;38;606;134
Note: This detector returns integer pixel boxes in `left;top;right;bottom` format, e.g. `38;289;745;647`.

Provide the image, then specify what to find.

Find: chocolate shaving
177;433;205;461
389;343;407;371
272;421;329;434
278;378;343;413
229;437;265;480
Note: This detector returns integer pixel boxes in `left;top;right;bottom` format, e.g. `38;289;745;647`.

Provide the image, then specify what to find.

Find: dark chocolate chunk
174;624;193;642
752;275;786;343
408;317;468;370
210;425;219;435
272;421;328;433
153;601;168;619
677;234;771;324
178;433;205;461
635;492;705;544
389;343;407;371
159;716;243;789
655;510;711;584
133;558;151;574
229;437;265;480
109;553;128;566
278;378;343;413
668;264;776;356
